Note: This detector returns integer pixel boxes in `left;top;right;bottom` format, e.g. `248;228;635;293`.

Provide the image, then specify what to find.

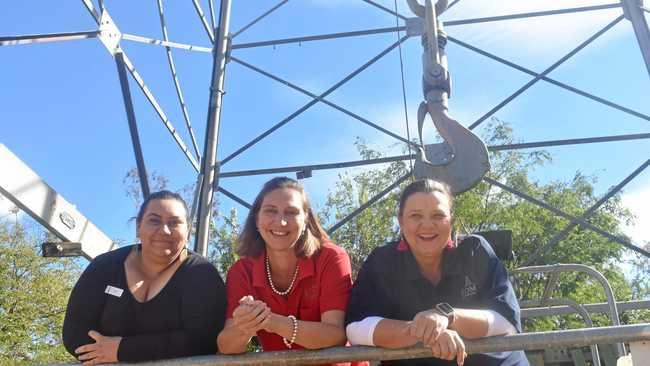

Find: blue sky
1;1;649;249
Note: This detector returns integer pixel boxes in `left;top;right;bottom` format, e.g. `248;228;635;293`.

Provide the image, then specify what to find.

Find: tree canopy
321;118;649;331
0;219;79;364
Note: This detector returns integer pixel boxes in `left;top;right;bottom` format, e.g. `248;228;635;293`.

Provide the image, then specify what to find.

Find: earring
445;238;454;248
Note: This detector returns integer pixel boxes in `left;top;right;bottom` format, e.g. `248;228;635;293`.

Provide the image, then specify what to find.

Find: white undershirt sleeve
485;309;517;336
346;316;385;346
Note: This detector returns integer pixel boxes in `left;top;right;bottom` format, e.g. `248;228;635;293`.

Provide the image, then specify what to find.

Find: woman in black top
63;191;226;364
345;179;529;366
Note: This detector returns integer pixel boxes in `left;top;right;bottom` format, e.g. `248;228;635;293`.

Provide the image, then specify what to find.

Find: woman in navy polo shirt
217;177;365;366
345;179;529;366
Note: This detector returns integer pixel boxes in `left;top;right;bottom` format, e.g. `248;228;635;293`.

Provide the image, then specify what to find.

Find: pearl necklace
265;255;299;296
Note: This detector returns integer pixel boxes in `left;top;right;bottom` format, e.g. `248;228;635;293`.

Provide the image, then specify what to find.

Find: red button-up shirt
226;242;364;366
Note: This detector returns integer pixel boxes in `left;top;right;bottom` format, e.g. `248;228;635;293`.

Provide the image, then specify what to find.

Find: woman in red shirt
217;177;362;365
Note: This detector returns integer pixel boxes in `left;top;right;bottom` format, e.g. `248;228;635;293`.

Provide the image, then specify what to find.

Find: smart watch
435;302;456;327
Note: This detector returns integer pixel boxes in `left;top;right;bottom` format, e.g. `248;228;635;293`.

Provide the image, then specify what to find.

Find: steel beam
115;52;150;200
327;171;412;234
0;30;100;46
216;133;650;179
523;158;650;265
232;26;406;50
490;133;650;150
621;0;650;78
362;0;409;21
0;144;116;259
208;0;217;32
447;0;461;10
448;36;650;122
217;187;252;209
156;0;202;162
80;0;101;24
220;154;414;178
222;35;410;166
444;4;622;27
115;52;150;199
230;56;417;148
232;0;290;39
484;177;650;258
195;0;232;257
121;33;212;53
120;53;200;171
191;0;215;43
469;15;624;130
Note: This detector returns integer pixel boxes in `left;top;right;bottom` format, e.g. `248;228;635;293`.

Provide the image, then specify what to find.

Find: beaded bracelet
282;315;298;349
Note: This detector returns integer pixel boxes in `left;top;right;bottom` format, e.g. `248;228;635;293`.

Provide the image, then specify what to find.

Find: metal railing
46;324;650;366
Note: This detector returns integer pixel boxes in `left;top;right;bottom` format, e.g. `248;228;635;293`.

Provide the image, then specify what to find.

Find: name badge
105;285;124;298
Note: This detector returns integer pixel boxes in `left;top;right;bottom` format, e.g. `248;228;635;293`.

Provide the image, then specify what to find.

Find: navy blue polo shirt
345;235;529;366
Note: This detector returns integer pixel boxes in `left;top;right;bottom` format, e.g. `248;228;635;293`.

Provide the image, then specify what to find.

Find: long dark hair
136;190;189;227
237;177;329;258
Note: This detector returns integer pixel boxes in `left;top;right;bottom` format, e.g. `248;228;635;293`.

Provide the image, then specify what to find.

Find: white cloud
440;0;628;59
621;183;650;244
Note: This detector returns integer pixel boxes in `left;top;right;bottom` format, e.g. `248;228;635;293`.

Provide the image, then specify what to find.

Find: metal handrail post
194;0;231;257
513;264;626;356
520;298;601;366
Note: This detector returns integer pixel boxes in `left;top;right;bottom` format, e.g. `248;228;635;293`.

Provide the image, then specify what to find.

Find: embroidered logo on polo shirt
461;276;477;298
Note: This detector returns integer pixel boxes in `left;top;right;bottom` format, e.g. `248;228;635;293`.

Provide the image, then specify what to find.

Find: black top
62;245;226;362
345;236;529;366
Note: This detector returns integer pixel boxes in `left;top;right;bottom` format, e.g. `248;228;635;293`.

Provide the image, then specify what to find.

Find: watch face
436;302;454;315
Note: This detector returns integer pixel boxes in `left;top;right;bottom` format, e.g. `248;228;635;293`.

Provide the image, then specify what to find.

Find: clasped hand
407;309;466;365
74;330;121;365
232;295;272;337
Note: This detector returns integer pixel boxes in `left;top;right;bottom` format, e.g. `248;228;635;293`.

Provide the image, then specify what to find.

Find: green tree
0;219;80;365
321;118;649;331
208;207;240;278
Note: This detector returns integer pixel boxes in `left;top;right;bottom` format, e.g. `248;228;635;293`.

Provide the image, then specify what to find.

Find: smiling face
256;188;307;254
398;191;453;260
137;198;189;263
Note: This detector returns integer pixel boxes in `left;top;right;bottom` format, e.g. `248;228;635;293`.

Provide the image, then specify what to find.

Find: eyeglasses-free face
398;191;452;260
137;199;189;260
256;188;307;254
